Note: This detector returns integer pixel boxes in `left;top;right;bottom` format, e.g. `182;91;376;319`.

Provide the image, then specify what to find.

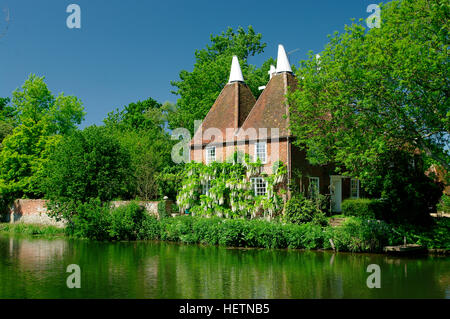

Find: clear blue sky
0;0;382;127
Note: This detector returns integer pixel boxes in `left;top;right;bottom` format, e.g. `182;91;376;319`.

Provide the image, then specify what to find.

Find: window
351;179;360;198
309;177;320;197
202;180;211;195
206;146;216;164
251;177;267;196
254;142;267;164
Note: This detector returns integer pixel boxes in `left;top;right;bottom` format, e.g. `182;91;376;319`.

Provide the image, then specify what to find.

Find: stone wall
4;199;65;228
2;199;172;228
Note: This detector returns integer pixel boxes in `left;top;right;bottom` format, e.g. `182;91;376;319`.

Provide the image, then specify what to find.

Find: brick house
190;45;360;212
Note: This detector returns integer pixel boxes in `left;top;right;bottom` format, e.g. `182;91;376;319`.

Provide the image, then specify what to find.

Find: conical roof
275;44;292;73
228;55;244;83
235;71;298;140
191;81;256;145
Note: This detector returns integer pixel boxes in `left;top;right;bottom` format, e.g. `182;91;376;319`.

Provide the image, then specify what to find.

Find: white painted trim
205;146;216;164
254;141;267;164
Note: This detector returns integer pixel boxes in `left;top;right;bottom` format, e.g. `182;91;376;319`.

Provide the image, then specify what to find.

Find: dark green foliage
392;218;450;249
55;200;149;241
137;215;161;240
104;98;162;131
328;217;395;252
138;216;327;250
437;194;450;213
104;98;174;200
63;198;111;241
0;97;14;143
341;198;386;220
136;215;448;251
109;202;146;240
157;200;169;219
283;193;328;226
156;165;184;200
364;151;444;224
42;126;132;202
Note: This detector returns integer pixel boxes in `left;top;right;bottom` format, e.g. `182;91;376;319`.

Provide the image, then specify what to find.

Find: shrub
327;217;394;252
137;215;161;240
108;202;146;240
65;198;111;241
41;126;132;203
341;198;385;219
283;193;328;226
157;200;169;219
437;194;450;214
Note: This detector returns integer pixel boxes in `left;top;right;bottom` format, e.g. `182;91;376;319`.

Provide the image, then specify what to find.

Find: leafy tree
169;26;275;134
42;125;132;202
288;0;449;176
0;97;14;143
104;98;174;200
104;97;162;131
0;75;85;199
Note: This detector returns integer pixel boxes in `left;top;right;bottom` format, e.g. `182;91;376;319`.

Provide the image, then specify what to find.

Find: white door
330;176;342;213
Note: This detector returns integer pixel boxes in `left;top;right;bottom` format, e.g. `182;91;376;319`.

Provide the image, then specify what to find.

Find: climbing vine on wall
176;152;287;219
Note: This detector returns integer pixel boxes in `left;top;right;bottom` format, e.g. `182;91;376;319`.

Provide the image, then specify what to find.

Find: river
0;234;449;298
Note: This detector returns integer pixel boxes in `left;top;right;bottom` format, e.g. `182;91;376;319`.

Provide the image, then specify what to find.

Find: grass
329;214;346;219
0;223;65;237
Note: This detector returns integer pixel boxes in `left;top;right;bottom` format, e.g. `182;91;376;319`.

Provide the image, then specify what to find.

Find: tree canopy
104;98;175;200
288;0;449;181
0;97;14;143
42;126;132;202
169;26;275;134
0;75;85;199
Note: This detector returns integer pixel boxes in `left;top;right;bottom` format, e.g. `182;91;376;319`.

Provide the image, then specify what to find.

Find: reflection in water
0;234;449;299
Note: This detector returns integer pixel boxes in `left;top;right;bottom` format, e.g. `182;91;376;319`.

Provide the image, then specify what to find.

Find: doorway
330;176;342;213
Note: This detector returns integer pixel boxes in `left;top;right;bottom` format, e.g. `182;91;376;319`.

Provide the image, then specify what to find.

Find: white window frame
251;177;267;196
254;141;267;164
202;180;211;195
309;177;320;196
205;146;216;164
350;178;360;199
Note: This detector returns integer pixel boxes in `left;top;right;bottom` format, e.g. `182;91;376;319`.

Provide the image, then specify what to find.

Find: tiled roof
190;81;256;146
235;72;298;141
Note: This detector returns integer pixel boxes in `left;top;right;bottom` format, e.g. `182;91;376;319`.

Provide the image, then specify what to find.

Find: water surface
0;234;448;298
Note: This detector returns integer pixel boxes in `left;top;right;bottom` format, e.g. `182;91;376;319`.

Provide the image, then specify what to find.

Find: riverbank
0;223;65;237
2;215;449;254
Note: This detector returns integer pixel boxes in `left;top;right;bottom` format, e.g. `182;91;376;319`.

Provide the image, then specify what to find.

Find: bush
109;202;146;240
283;193;328;226
41;126;133;202
65;198;111;241
437;194;450;213
56;199;148;241
157;200;169;219
136;215;329;250
341;198;385;219
327;217;395;252
137;215;161;240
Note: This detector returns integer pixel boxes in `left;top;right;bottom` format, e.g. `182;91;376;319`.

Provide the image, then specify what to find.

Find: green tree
104;98;175;200
288;0;449;177
169;26;275;134
42;126;132;202
0;97;14;143
0;75;85;199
